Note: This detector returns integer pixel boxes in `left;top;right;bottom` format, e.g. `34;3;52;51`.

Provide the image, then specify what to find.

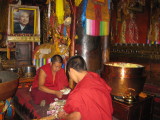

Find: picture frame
7;4;40;42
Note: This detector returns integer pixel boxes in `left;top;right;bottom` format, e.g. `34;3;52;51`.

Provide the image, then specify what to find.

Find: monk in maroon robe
31;55;69;104
58;56;113;120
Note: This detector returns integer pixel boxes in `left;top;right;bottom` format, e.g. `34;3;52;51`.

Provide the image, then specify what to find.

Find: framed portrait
7;4;40;42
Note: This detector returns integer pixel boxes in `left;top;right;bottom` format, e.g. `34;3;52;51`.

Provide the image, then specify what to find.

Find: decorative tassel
7;47;10;60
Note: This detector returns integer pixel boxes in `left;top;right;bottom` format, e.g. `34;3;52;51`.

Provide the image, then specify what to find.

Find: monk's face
51;62;62;72
19;11;30;26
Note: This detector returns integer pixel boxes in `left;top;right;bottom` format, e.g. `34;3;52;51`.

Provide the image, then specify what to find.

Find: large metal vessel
0;71;19;100
22;65;36;78
102;62;146;98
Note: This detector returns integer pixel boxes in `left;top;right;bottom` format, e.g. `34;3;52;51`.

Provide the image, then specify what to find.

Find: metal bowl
22;65;36;78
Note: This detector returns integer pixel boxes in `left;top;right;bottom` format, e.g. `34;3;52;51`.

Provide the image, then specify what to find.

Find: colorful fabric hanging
33;58;51;69
85;0;110;36
86;19;109;36
56;0;64;24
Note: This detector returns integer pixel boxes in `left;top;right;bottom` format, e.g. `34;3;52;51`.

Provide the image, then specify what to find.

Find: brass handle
121;88;135;98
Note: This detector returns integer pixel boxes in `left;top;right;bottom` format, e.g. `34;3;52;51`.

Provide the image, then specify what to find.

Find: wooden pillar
75;2;102;73
69;1;77;88
70;6;77;57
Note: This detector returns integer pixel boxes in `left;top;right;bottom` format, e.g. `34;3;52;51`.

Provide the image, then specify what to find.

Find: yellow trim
34;10;37;34
11;9;14;34
7;47;10;60
7;36;40;42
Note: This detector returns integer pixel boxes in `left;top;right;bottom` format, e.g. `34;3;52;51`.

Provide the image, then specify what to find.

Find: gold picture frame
7;4;40;42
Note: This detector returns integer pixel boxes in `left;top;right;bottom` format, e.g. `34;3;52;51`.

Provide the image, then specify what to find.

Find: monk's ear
70;68;74;72
70;68;76;73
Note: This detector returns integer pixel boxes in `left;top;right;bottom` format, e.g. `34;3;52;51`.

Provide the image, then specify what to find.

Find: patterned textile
14;88;43;118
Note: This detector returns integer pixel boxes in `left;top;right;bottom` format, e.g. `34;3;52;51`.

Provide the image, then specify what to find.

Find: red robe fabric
63;72;113;120
31;63;69;104
32;63;68;90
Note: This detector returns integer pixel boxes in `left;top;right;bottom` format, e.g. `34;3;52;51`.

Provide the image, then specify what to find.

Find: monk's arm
58;111;81;120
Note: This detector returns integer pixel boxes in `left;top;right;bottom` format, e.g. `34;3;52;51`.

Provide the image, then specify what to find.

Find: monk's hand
58;111;67;119
55;91;63;98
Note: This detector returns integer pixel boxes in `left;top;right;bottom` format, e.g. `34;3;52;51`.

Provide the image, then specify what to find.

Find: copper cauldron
102;62;146;98
0;71;19;100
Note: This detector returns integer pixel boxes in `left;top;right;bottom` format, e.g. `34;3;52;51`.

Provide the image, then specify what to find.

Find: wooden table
112;96;154;120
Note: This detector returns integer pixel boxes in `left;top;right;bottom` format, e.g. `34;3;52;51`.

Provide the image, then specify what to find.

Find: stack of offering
47;88;71;117
47;99;66;117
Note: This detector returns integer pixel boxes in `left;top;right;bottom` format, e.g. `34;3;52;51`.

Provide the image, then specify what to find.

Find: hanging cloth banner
86;0;110;36
56;0;64;24
86;19;109;36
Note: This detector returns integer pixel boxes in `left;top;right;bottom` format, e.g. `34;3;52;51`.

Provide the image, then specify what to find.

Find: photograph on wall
13;9;34;34
7;4;40;42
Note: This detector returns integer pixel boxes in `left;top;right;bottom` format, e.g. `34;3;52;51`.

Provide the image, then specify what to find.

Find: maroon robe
63;72;113;120
31;63;69;104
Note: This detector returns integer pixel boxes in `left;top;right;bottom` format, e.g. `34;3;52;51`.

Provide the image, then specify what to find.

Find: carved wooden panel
15;42;32;66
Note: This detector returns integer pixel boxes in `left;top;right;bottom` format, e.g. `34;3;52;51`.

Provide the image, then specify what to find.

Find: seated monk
31;55;69;105
58;56;113;120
